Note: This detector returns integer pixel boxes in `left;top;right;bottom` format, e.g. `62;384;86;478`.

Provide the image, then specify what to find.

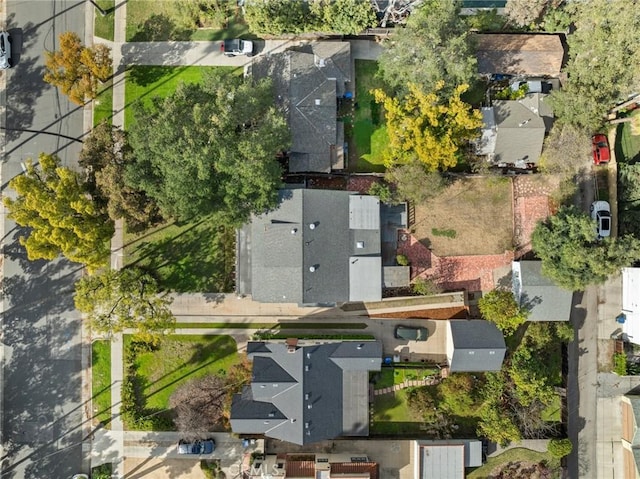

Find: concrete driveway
367;318;448;363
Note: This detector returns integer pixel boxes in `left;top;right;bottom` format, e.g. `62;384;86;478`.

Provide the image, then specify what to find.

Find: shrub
412;278;442;296
201;459;225;479
547;438;573;459
92;464;112;479
369;182;394;204
396;254;410;266
614;352;628;376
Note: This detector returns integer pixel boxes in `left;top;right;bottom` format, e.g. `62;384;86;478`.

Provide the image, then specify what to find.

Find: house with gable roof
512;261;573;322
230;340;382;445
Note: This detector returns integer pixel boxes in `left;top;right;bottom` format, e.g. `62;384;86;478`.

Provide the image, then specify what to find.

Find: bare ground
412;177;514;256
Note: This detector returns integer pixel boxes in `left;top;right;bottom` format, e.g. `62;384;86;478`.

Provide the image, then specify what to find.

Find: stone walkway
373;377;440;396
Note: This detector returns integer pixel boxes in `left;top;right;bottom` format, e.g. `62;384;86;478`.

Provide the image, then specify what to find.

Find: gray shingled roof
250;42;351;173
474;34;565;76
230;341;382;445
512;261;573;321
249;189;382;305
448;320;506;372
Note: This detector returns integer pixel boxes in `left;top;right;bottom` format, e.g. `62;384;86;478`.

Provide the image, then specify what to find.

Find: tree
538;123;591;176
3;153;114;271
317;0;377;34
373;82;482;171
126;72;290;222
44;32;112;105
504;0;556;28
74;268;175;341
377;0;476;96
531;206;640;290
549;0;640;130
170;375;228;435
548;438;573;459
477;372;522;446
79;122;160;232
478;289;528;335
385;160;449;203
244;0;311;35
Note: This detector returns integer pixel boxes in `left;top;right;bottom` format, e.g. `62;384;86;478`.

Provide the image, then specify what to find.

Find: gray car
0;31;12;70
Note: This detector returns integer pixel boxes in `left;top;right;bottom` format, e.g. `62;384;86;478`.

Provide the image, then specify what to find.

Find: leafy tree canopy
377;0;476;96
538;123;591;176
44;32;112;105
3;153;114;272
478;289;528;335
549;0;640;130
373;82;482;171
74;268;175;341
79;122;160;232
126;71;290;223
532;206;640;290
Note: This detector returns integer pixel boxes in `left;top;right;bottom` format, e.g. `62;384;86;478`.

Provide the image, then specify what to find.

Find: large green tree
74;268;175;341
3;153;114;271
377;0;476;96
478;289;528;335
532;206;640;290
126;72;290;222
79;122;159;232
549;0;640;130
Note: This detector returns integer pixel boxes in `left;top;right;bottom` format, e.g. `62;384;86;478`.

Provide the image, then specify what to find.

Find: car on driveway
177;438;215;455
222;39;253;57
394;325;429;341
591;200;611;239
0;31;12;70
592;134;611;165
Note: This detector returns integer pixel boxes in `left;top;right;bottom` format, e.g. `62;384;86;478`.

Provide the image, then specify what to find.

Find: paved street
1;1;89;477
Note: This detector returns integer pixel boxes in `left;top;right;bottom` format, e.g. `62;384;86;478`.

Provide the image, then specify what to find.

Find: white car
590;200;611;239
0;31;12;70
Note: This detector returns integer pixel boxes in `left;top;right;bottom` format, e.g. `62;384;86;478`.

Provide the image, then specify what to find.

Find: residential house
597;393;640;479
621;268;640;344
446;320;506;372
413;440;483;479
250;42;351;173
512;261;573;321
247;453;379;479
230;340;382;445
477;93;554;166
237;189;383;306
474;33;565;77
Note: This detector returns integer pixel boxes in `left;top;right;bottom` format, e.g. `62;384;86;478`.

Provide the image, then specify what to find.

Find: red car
592;134;611;165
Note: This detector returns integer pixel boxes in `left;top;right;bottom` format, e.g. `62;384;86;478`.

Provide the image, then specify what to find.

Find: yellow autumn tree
373;81;482;171
44;32;112;105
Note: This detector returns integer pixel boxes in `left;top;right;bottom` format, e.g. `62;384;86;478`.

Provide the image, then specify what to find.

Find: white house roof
622;268;640;344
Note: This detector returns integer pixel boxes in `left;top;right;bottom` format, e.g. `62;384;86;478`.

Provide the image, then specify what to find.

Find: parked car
71;475;89;479
222;39;253;57
0;31;12;70
394;325;429;341
177;438;215;455
592;134;611;165
591;200;611;239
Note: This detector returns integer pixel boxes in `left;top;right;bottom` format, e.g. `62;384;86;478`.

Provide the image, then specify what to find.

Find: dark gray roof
491;98;546;166
251;42;351;173
230;341;382;445
512;261;573;321
448;320;506;372
249;189;382;305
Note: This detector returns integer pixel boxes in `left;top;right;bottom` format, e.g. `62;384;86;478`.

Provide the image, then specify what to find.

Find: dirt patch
412;177;513;256
124;457;205;478
488;460;553;479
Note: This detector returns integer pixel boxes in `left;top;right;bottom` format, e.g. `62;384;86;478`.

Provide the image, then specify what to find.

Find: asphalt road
1;1;88;478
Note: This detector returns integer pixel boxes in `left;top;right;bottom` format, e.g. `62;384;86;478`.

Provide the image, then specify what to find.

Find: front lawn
92;340;112;428
615;111;640;164
125;66;237;129
93;0;115;41
124;214;235;293
346;60;389;173
467;447;560;479
93;80;113;127
124;334;240;431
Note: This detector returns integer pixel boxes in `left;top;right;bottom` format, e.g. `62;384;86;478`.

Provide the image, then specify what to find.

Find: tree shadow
130;14;194;42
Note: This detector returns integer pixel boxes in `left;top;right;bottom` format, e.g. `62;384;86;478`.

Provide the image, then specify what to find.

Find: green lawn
125;66;237;128
541;394;562;422
93;0;115;41
616;111;640;164
350;60;389;173
126;0;251;42
467;447;560;479
370;389;426;435
374;367;439;388
92;340;112;428
93;80;113;127
124;214;235;293
126;334;239;430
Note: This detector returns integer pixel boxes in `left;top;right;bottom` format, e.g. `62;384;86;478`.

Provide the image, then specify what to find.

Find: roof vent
309;266;316;273
307;404;312;409
306;352;311;359
305;365;310;371
305;393;310;400
309;223;316;230
291;418;296;423
291;228;298;235
315;99;321;106
268;412;275;417
518;119;531;127
356;241;364;249
305;422;310;429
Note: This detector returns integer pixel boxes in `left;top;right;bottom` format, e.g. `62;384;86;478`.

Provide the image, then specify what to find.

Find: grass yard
125;66;236;128
345;60;389;173
93;80;113;127
126;0;250;42
541;394;562;422
373;367;439;388
93;0;115;41
92;340;112;428
126;334;240;430
125;214;236;293
370;389;426;435
615;111;640;164
412;176;513;256
467;447;560;479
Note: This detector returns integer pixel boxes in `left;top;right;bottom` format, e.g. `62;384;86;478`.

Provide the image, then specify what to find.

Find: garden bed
466;447;560;479
92;340;112;428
